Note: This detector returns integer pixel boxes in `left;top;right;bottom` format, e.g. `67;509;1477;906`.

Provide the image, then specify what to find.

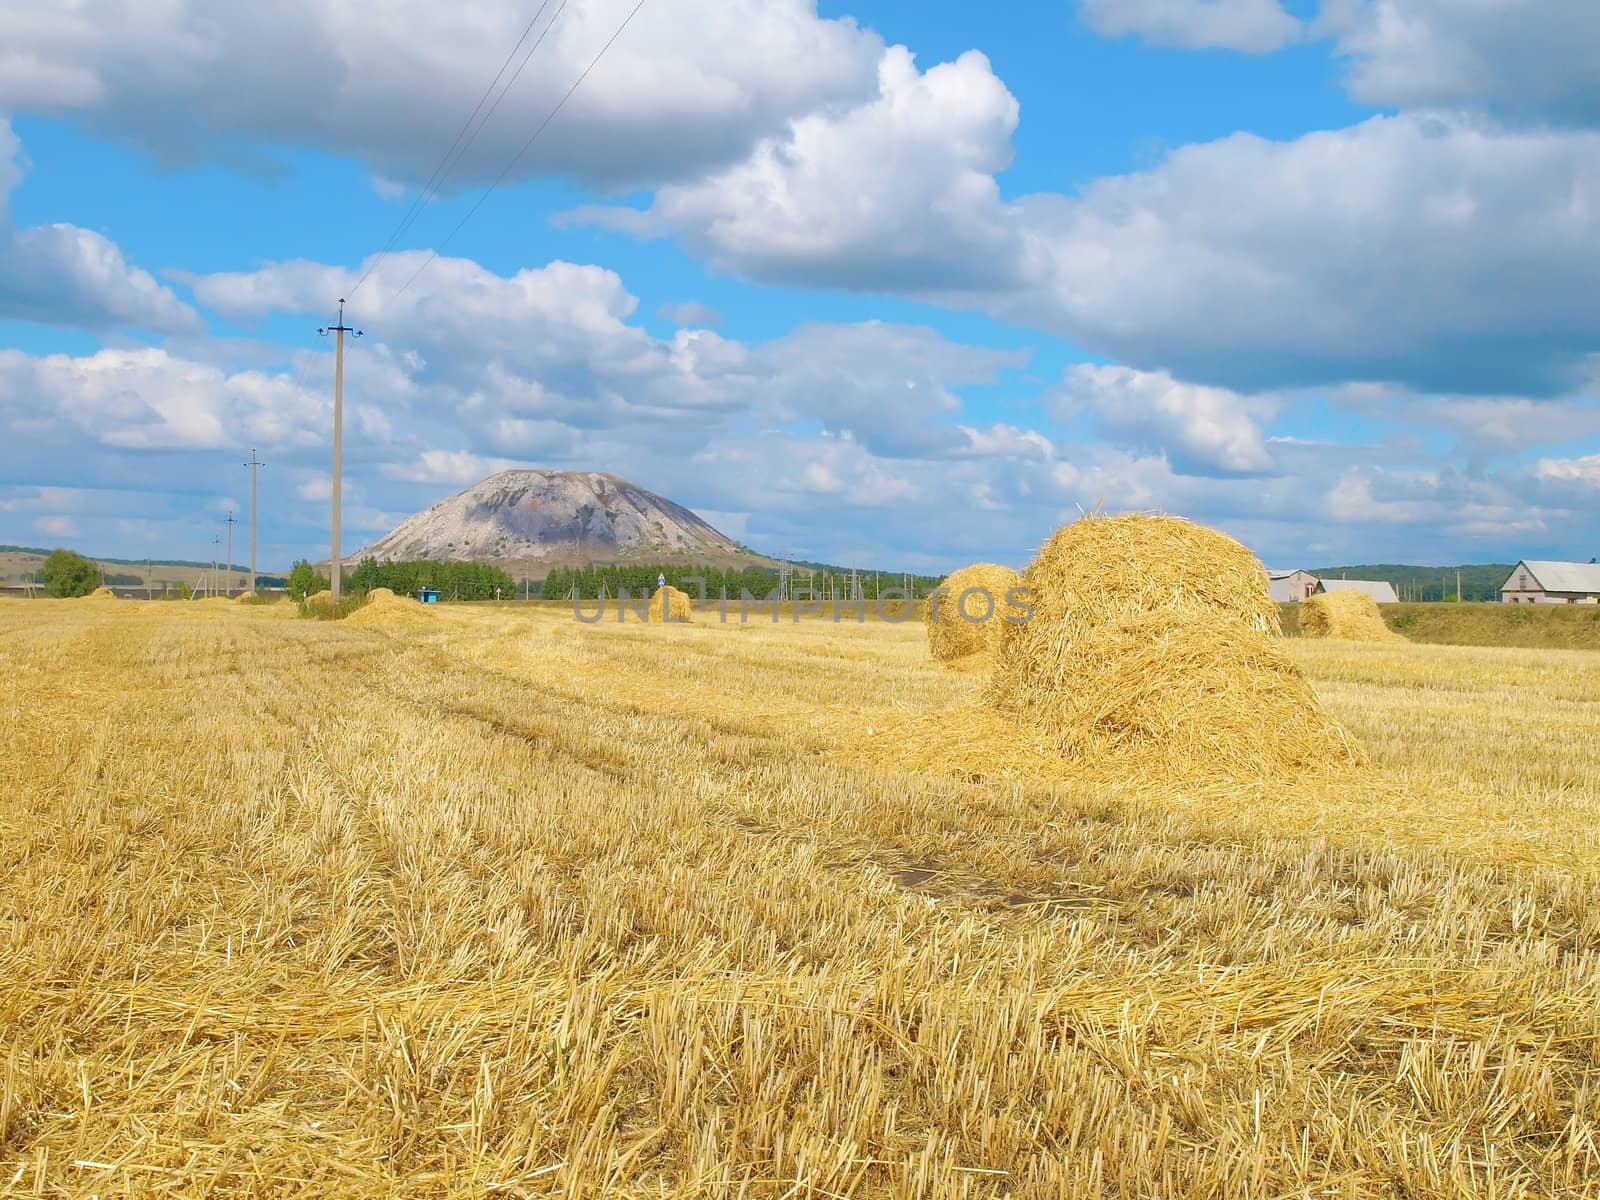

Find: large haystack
344;586;437;629
925;563;1024;663
977;513;1358;781
1300;589;1406;642
652;586;694;623
866;513;1360;786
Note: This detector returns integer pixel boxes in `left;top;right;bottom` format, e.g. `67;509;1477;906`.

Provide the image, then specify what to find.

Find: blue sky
3;0;1600;572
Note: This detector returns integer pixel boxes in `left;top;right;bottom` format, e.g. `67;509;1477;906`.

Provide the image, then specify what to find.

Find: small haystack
85;586;119;600
652;586;694;623
1300;589;1406;642
304;590;332;606
925;563;1024;663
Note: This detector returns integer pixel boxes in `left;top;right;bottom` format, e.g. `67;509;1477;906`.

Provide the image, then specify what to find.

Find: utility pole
224;512;237;596
1457;570;1462;603
318;300;362;603
244;450;264;595
211;534;221;598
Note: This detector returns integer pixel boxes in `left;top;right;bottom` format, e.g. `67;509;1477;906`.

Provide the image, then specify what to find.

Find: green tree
351;557;384;592
39;548;99;597
286;559;329;602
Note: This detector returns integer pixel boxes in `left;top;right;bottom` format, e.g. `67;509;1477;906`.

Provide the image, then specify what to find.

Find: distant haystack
85;586;119;601
925;563;1024;663
344;586;438;630
651;586;694;623
870;513;1360;786
1301;589;1406;642
304;590;332;606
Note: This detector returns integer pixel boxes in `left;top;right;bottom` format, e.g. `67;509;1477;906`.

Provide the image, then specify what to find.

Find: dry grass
1302;589;1408;642
2;597;1599;1197
924;563;1022;663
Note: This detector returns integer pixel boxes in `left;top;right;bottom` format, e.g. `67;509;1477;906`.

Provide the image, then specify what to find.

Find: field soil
2;599;1598;1197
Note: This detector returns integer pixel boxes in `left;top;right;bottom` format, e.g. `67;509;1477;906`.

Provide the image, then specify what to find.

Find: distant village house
1267;569;1319;603
1500;561;1600;604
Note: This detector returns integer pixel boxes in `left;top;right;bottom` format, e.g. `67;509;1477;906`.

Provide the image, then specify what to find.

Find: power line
350;0;564;298
393;0;650;301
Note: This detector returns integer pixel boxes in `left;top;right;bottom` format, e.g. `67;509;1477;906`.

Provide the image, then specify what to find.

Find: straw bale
344;586;437;629
872;513;1360;786
925;563;1023;663
1300;589;1406;642
652;585;694;622
983;514;1354;780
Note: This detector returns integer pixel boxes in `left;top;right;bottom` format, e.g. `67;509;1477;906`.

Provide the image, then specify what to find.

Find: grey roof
1319;579;1400;604
1265;568;1308;579
1508;560;1600;594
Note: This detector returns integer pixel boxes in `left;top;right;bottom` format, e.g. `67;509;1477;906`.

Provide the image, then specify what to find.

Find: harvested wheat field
1301;588;1408;643
3;594;1600;1198
924;563;1023;664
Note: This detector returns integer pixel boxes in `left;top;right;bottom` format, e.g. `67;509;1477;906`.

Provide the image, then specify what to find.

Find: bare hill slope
354;470;751;568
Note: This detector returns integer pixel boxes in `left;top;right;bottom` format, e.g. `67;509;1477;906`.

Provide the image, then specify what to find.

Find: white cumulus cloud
0;0;884;189
1054;364;1278;475
1325;0;1600;126
572;47;1025;292
1079;0;1304;53
0;119;198;334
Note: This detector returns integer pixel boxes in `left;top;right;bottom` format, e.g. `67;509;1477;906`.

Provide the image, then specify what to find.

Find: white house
1500;560;1600;604
1317;579;1400;604
1266;569;1319;603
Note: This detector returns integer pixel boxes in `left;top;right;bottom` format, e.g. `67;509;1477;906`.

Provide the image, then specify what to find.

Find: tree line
540;563;943;601
1307;564;1518;602
541;564;776;601
284;558;517;600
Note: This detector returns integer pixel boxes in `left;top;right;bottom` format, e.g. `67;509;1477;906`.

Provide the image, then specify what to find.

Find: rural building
1500;560;1600;604
1267;569;1319;603
1317;579;1399;604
